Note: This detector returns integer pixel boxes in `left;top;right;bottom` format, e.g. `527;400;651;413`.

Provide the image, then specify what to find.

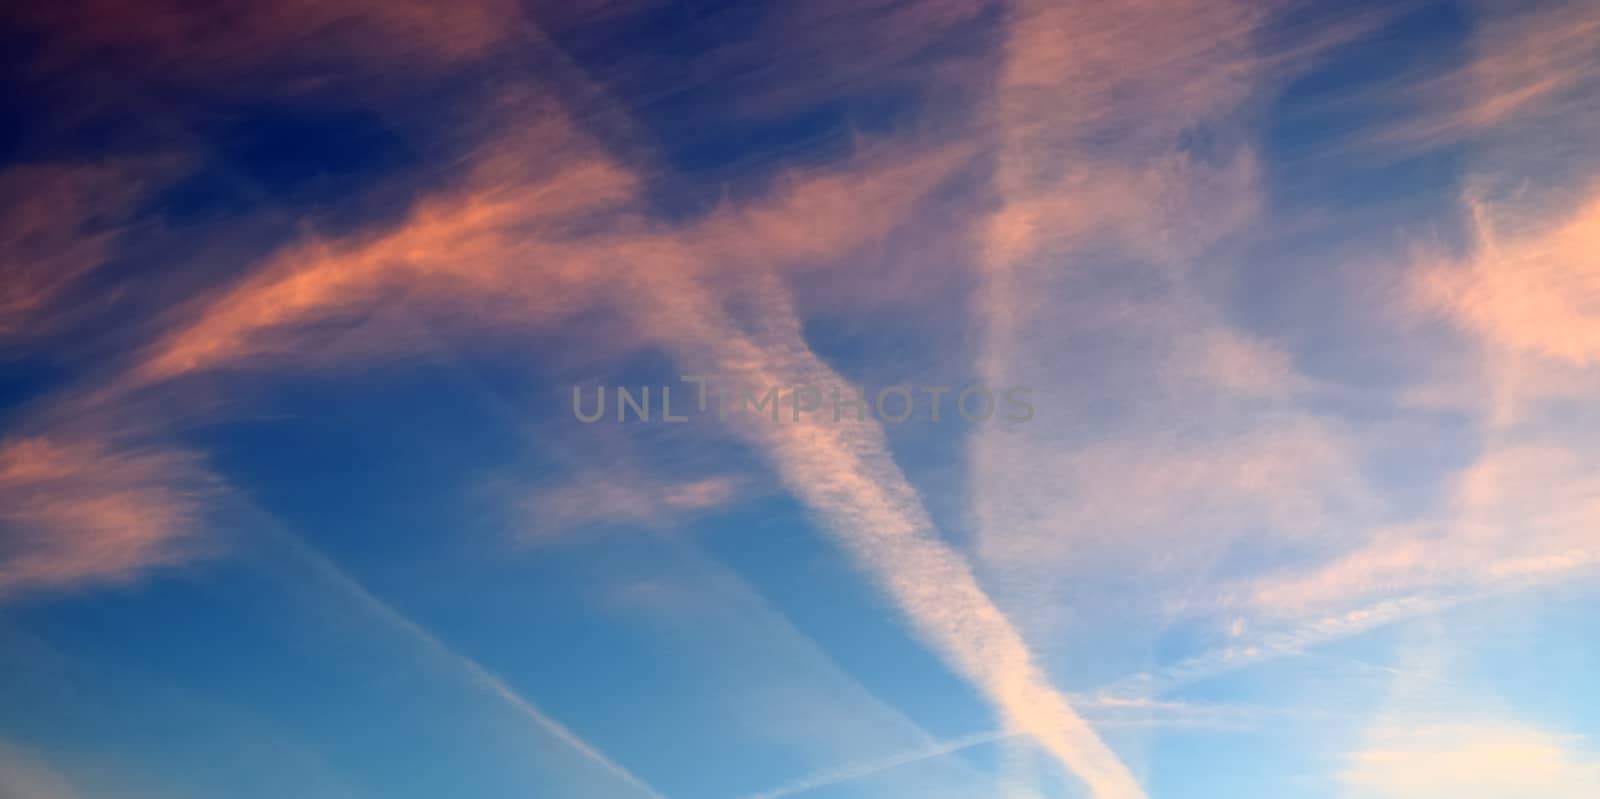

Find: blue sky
2;0;1598;797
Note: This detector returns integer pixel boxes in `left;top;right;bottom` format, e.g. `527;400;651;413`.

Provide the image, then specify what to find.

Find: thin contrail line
740;730;1014;799
250;505;668;799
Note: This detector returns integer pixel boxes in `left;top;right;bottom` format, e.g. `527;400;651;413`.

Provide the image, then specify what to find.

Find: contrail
741;730;1013;799
634;266;1147;799
249;505;668;799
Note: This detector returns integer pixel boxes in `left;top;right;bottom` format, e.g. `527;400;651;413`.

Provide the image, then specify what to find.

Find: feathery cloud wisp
0;160;178;341
0;436;213;596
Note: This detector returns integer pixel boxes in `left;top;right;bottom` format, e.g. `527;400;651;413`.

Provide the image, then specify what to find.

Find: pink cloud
0;436;214;596
0;159;180;340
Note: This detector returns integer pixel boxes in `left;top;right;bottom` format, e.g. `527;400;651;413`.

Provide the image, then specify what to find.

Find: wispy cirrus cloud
17;0;525;84
128;112;966;387
975;0;1290;578
0;159;180;341
1196;0;1600;646
527;0;995;132
969;0;1390;686
984;0;1600;712
11;2;1597;796
128;93;639;383
0;435;214;597
521;470;740;537
1366;0;1600;151
97;38;1137;796
1237;442;1600;617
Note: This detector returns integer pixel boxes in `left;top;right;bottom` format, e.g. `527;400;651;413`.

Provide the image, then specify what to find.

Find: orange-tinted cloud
1344;722;1600;799
20;0;523;86
0;742;80;799
1170;0;1599;675
981;420;1359;571
29;10;1121;793
108;97;1109;795
687;141;973;270
0;436;213;596
983;0;1269;269
132;120;968;384
532;0;993;125
132;93;640;381
1240;441;1600;615
0;159;178;341
970;0;1376;609
1414;187;1600;366
521;471;739;537
1371;0;1600;150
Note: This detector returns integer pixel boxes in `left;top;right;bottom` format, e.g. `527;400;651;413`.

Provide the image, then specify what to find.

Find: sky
1;0;1598;797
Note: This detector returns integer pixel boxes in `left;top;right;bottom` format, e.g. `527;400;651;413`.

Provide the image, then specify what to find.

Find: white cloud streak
633;265;1146;799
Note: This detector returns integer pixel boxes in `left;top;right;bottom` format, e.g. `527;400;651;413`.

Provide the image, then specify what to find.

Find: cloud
520;470;740;537
974;0;1299;572
1218;163;1600;629
0;743;80;799
1367;0;1600;151
91;74;1015;796
967;0;1390;679
1130;0;1600;690
7;6;1397;794
684;140;974;273
1111;426;1598;692
0;435;214;597
129;104;967;386
632;266;1144;798
0;160;178;341
1113;435;1598;692
1100;592;1465;700
530;0;994;127
739;697;1298;799
1323;609;1600;799
1342;722;1600;799
18;0;525;87
129;92;639;383
19;43;1064;796
1414;187;1600;367
976;400;1363;579
1240;442;1600;616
